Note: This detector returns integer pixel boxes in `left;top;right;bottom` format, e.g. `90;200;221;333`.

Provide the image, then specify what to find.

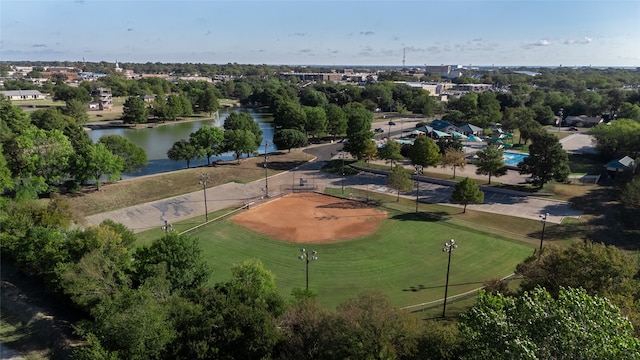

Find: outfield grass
136;191;535;310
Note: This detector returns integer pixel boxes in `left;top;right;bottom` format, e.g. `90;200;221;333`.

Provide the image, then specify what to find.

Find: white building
0;90;46;100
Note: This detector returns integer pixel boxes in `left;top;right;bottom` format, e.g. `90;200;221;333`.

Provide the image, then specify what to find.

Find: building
0;89;46;100
564;115;603;127
603;156;636;178
459;124;484;136
92;88;113;110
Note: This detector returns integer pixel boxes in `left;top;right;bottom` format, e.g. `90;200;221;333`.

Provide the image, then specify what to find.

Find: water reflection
87;108;275;178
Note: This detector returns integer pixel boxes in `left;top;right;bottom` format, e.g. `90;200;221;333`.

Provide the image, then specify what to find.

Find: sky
1;0;639;67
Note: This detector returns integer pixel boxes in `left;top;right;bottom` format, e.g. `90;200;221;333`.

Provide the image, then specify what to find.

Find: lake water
87;108;275;178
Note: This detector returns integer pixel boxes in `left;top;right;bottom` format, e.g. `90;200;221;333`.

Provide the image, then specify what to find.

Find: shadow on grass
402;281;485;293
560;185;640;250
391;211;451;222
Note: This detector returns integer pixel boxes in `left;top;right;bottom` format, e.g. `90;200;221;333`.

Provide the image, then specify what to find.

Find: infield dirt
231;193;387;243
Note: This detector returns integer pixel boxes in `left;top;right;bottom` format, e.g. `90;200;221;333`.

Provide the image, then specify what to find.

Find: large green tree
133;232;210;294
518;131;570;188
451;177;484;213
325;103;347;139
122;96;148;124
224;129;257;163
408;136;441;168
273;99;307;132
82;142;125;190
343;103;374;160
197;87;219;117
167;139;198;168
98;135;148;173
589;119;640;158
475;144;507;184
304;106;327;138
223;111;263;148
62;99;89;124
273;128;307;153
440;147;466;178
458;287;640;360
189;125;224;165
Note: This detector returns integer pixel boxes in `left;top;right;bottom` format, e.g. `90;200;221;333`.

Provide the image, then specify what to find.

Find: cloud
404;46;428;53
127;28;134;32
360;31;374;36
299;48;312;53
563;36;592;45
472;38;483;42
31;44;47;48
523;39;551;49
290;32;307;37
392;36;400;41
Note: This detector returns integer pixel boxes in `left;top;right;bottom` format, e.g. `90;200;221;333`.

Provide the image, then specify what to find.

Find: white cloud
523;39;551;49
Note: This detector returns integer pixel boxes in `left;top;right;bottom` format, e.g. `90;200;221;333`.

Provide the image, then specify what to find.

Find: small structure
0;89;46;100
565;115;603;127
92;88;113;110
459;123;484;136
603;156;636;178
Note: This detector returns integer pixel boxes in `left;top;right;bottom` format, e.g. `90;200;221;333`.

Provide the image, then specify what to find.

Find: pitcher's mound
232;193;387;243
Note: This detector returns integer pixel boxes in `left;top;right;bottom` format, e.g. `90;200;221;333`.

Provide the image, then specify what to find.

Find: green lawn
136;194;534;310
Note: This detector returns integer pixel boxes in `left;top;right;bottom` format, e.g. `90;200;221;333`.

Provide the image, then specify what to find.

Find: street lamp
414;165;423;214
442;239;458;317
264;141;269;198
298;248;318;291
557;108;564;132
199;173;210;222
341;151;345;194
161;220;173;234
539;213;549;254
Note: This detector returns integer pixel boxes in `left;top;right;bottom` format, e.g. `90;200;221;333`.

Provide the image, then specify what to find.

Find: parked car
374;128;385;133
388;121;396;126
569;127;579;131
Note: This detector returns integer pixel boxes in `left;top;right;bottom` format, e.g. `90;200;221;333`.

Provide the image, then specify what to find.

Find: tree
388;164;412;201
377;140;404;169
343;104;374;160
122;96;148;124
165;94;183;120
83;142;125;190
518;119;543;145
14;126;74;190
458;288;640;360
325;103;347;139
224;129;257;163
621;176;640;213
273;128;307;153
167;139;198;168
408;136;441;168
451;178;484;213
273;99;307;132
189;125;224;165
475;144;507;184
62;99;89;124
441;148;466;178
618;102;640;121
98;135;148;173
223;111;263;148
515;241;638;298
0;145;14;191
304;106;327;138
133;232;210;294
590;119;640;158
197;87;219;116
361;140;378;163
518;131;570;188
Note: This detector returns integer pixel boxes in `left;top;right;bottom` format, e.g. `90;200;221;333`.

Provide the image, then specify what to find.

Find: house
429;119;461;134
564;115;603;127
140;94;155;103
0;89;46;100
459;123;484;136
603;156;636;178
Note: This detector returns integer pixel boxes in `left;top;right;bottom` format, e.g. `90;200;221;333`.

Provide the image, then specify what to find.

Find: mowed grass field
136;194;534;310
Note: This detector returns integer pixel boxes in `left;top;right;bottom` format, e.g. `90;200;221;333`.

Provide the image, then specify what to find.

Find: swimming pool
503;151;528;167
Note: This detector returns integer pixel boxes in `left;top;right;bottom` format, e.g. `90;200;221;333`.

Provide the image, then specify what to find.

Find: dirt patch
232;193;387;243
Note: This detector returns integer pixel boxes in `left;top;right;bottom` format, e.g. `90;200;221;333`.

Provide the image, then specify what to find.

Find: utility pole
264;141;269;197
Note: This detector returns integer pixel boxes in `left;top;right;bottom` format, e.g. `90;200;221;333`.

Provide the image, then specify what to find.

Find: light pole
298;248;318;291
161;220;173;234
341;151;345;194
539;212;549;254
557;108;563;132
442;239;458;317
264;141;269;197
414;165;423;214
199;173;210;222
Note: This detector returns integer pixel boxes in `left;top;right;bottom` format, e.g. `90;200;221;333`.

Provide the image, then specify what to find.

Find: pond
87;108;275;178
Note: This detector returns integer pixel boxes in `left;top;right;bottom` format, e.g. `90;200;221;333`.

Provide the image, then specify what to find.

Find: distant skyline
1;0;639;67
